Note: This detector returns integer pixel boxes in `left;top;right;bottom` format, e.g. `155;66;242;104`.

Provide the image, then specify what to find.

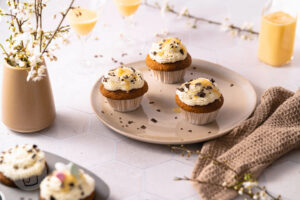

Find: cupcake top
102;66;145;92
40;163;95;200
0;144;46;180
176;78;222;106
149;37;188;64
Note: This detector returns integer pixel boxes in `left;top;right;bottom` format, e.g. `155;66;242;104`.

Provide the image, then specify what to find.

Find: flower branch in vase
0;0;75;81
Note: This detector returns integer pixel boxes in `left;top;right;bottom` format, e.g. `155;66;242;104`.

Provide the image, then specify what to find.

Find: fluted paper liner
182;109;220;125
106;96;143;112
151;69;186;84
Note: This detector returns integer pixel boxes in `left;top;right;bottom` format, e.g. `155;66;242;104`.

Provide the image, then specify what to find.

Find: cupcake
145;37;192;83
175;78;224;125
0;144;48;190
99;66;148;112
40;162;95;200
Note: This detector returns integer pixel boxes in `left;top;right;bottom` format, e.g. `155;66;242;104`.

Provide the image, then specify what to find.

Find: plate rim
90;58;257;144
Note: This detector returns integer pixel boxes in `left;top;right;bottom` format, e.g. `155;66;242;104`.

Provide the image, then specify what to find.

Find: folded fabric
192;87;300;200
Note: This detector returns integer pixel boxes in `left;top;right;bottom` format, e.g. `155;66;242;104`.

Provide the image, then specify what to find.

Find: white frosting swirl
176;78;222;106
0;144;46;180
102;66;145;92
40;164;95;200
149;37;188;63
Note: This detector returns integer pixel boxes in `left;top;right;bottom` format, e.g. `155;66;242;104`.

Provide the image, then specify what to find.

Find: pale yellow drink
114;0;141;17
258;11;297;66
67;8;98;36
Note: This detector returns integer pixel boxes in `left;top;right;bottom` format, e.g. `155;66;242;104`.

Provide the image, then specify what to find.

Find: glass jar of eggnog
258;0;297;66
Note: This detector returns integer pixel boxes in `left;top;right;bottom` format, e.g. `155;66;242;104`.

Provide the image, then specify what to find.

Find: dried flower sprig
143;0;258;39
171;145;281;200
0;0;75;81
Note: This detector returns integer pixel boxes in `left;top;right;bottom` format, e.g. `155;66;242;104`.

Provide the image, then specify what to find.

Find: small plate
0;151;110;200
91;59;257;144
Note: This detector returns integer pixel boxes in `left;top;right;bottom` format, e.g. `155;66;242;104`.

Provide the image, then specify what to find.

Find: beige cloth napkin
192;86;300;200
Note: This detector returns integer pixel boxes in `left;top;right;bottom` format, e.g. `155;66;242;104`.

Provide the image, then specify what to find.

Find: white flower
17;60;26;67
253;194;259;200
160;0;168;17
222;182;228;187
241;22;253;31
242;181;258;189
238;188;244;195
220;21;232;32
259;191;273;200
28;53;42;67
37;65;46;77
26;68;37;81
179;7;189;18
32;76;43;82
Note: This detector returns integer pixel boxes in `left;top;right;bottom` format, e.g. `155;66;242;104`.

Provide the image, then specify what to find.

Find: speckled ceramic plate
90;59;257;144
0;151;110;200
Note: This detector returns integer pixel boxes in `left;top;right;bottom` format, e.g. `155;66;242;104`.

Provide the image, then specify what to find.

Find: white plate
91;59;257;144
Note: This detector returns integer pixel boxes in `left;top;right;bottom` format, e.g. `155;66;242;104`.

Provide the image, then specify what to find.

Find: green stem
0;43;9;57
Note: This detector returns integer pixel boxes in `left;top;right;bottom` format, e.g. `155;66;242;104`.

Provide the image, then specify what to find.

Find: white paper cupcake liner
151;69;186;84
182;109;220;125
106;96;143;112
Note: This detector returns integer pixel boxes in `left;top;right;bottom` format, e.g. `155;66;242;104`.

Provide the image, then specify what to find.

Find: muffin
0;144;48;190
146;37;192;83
99;66;148;112
175;78;224;125
40;162;95;200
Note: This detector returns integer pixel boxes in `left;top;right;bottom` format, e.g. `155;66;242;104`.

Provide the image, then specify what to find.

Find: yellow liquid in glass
258;11;297;66
67;8;98;36
114;0;141;17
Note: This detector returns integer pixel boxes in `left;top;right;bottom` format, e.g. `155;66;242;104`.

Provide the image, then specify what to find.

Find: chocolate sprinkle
180;49;184;55
69;183;74;188
149;101;155;104
156;109;161;112
50;196;56;200
185;83;190;89
230;83;234;87
196;91;206;97
153;51;157;55
128;121;134;124
177;88;184;92
140;125;146;129
210;78;215;83
195;82;201;86
32;154;36;159
33;144;37;149
206;86;213;90
151;118;158;123
188;130;192;133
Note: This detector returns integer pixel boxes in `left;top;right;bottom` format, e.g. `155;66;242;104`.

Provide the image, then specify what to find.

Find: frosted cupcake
40;162;95;200
0;144;48;190
145;37;192;83
99;66;148;112
175;78;224;125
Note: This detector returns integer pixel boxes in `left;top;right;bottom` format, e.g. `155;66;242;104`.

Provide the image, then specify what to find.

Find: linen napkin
192;86;300;200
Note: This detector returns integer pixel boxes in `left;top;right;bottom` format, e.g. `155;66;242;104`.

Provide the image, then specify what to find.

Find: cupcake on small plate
40;162;95;200
99;66;148;112
146;37;192;83
175;78;224;125
0;144;48;190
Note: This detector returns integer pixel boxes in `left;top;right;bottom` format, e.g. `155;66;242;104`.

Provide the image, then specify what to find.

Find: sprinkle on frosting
40;162;95;200
176;78;222;106
0;144;46;180
102;66;145;92
149;37;188;63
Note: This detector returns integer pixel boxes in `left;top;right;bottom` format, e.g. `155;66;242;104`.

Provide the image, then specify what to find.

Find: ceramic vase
1;61;56;133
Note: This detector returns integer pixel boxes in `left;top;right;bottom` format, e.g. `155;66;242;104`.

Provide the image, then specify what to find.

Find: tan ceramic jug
1;62;56;133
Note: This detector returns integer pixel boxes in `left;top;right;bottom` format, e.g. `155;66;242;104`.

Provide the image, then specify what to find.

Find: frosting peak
176;78;222;106
0;144;46;180
40;162;95;200
149;37;188;63
102;66;145;92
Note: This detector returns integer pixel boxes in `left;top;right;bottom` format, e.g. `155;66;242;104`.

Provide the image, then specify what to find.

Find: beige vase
1;61;56;133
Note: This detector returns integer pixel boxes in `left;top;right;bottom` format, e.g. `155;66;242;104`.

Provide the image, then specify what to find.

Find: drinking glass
67;0;106;66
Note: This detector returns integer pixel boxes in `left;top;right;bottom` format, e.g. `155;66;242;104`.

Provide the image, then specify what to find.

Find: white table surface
0;0;300;199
